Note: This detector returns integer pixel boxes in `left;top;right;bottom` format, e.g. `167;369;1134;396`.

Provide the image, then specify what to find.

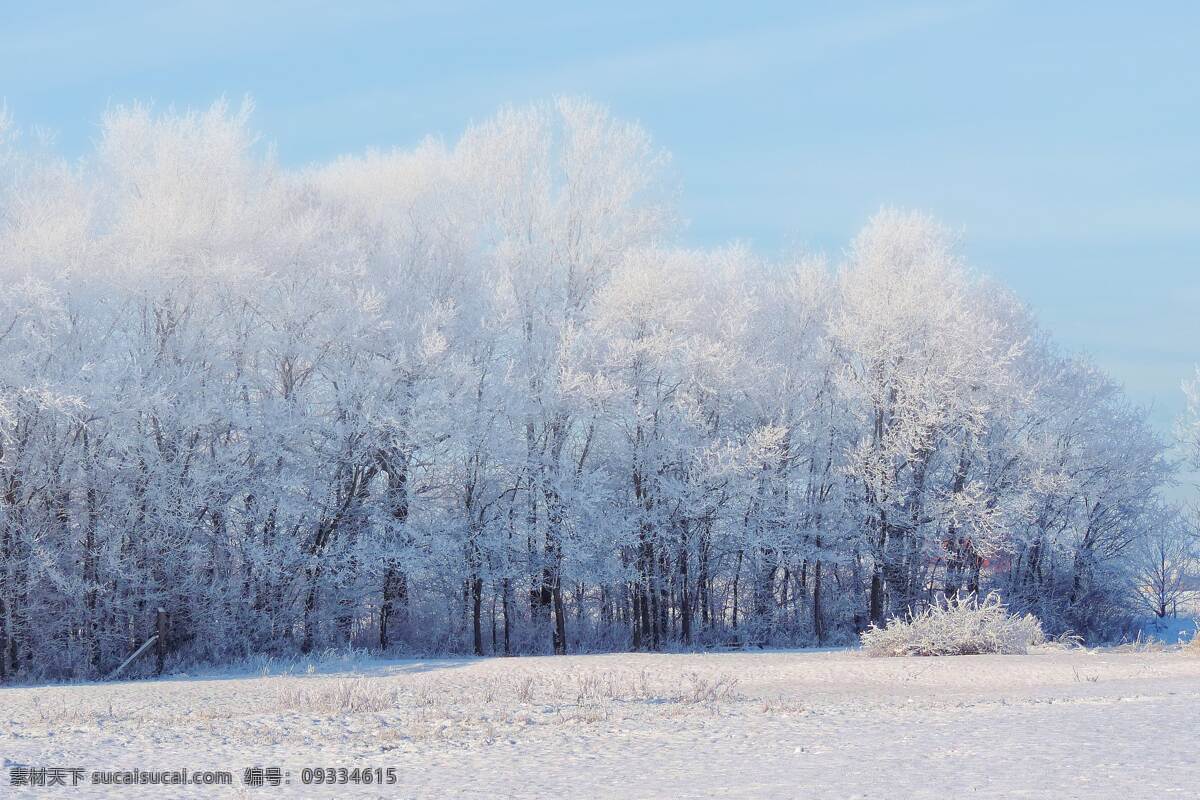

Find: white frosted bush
860;593;1045;657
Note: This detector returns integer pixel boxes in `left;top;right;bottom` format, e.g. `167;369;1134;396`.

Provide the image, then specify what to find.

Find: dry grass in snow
2;647;1199;798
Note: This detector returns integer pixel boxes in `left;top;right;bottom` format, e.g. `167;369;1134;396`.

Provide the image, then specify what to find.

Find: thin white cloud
530;2;995;95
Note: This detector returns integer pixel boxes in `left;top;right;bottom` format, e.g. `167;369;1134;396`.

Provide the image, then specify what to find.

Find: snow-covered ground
4;648;1199;798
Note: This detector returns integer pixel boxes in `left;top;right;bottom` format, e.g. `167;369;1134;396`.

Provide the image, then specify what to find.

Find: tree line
0;99;1187;680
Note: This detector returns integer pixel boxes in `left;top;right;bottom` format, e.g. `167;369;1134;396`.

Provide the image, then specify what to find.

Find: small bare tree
1130;507;1198;619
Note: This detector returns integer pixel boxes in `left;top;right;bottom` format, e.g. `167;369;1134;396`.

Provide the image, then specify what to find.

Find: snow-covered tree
0;100;1174;680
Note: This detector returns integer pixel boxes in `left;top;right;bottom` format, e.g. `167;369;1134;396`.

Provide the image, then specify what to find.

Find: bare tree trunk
698;524;711;631
731;550;743;635
84;482;101;673
490;587;498;653
679;529;692;645
660;551;671;642
631;584;642;650
552;584;566;654
501;577;512;655
379;450;410;651
813;558;825;644
302;565;319;654
753;553;776;644
0;593;7;682
155;608;168;675
471;575;484;656
868;522;887;626
379;567;398;650
637;582;652;650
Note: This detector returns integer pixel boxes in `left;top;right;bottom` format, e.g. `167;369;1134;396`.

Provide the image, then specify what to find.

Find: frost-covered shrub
860;593;1045;657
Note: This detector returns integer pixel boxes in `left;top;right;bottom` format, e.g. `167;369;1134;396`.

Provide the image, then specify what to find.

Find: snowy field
3;648;1199;799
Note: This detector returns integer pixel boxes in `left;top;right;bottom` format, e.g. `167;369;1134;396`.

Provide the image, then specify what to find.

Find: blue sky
4;1;1198;454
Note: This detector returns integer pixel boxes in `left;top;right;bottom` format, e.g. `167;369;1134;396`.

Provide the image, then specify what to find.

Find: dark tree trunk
698;527;711;631
732;550;743;634
501;577;512;656
155;608;168;675
638;583;652;650
631;584;642;650
0;593;7;682
379;566;397;651
868;521;888;626
552;584;566;655
301;566;319;655
471;575;484;656
868;567;884;627
379;450;410;651
658;552;670;644
813;559;825;644
679;535;692;645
